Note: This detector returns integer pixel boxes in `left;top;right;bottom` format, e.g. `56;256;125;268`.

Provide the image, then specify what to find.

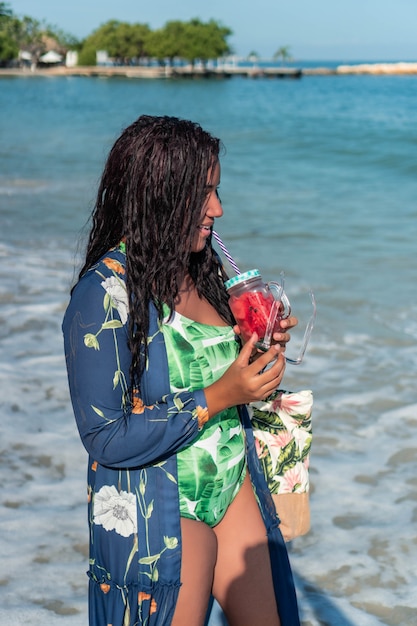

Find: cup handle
256;282;291;351
260;300;282;350
268;281;291;318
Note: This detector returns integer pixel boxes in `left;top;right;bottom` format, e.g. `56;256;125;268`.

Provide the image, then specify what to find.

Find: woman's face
192;161;223;253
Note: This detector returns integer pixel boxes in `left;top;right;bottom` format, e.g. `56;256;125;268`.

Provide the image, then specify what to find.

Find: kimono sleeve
62;268;206;468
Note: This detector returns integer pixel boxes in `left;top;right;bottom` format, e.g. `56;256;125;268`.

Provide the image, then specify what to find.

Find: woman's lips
198;224;212;235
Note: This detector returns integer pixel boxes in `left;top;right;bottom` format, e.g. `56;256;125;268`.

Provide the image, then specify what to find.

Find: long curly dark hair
78;114;233;390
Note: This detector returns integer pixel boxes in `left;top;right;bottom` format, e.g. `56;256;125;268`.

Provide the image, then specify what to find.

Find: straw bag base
272;492;310;542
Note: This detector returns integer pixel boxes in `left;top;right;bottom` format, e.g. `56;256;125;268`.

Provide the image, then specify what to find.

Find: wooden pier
2;62;416;80
170;66;303;79
0;65;303;80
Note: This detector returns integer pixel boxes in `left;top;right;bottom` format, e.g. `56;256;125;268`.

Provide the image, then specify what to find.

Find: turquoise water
0;74;416;625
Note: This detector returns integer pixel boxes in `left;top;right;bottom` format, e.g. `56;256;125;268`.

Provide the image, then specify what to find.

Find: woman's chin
191;236;209;253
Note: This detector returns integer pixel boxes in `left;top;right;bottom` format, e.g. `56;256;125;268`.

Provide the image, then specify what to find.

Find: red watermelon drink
225;270;290;349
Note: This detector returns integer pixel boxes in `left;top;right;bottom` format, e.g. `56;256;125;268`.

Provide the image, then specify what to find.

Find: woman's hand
233;315;298;361
272;314;298;348
204;333;286;418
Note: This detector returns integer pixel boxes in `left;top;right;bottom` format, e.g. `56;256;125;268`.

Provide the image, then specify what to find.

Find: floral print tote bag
248;389;313;542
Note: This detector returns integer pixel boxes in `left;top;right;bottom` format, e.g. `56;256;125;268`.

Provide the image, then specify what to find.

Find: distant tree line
79;18;232;67
0;2;77;65
0;3;233;67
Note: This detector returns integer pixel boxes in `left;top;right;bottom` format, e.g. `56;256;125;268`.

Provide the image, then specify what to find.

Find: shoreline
1;61;417;79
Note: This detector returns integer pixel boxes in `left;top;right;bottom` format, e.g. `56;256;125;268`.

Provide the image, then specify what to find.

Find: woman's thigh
212;473;280;626
172;517;217;626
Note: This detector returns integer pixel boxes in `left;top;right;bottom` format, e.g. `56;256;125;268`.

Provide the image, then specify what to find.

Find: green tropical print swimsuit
161;306;246;527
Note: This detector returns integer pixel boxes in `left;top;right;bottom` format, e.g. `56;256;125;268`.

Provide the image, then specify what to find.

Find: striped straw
212;230;241;275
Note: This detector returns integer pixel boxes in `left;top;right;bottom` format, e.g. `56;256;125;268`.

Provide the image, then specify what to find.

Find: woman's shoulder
81;247;127;285
69;247;127;308
97;248;127;281
64;247;128;327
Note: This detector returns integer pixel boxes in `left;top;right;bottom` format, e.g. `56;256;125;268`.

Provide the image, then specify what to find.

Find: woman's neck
175;276;228;326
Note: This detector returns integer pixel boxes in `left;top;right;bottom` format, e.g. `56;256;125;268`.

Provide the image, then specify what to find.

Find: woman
63;115;301;626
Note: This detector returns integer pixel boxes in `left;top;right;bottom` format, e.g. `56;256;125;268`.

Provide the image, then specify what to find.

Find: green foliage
47;25;81;51
181;19;233;66
0;30;17;61
77;44;96;66
78;20;150;65
0;2;13;17
0;4;80;63
0;2;18;61
16;16;45;55
0;8;233;67
144;20;186;64
80;17;232;67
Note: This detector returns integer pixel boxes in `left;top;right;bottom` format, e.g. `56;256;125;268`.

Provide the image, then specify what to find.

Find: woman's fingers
280;315;298;331
255;353;286;399
244;342;285;399
271;315;299;347
236;332;259;365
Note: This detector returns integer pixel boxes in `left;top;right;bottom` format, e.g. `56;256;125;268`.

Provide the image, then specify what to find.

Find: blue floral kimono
62;247;300;626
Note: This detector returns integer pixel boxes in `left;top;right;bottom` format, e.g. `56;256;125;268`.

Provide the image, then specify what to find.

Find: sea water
0;71;416;625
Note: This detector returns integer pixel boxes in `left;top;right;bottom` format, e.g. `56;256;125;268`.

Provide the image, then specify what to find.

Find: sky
8;0;417;61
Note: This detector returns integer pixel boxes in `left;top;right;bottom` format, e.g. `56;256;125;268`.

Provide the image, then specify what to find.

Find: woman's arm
63;268;205;469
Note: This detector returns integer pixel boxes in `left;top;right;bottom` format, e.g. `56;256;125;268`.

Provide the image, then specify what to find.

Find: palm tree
273;46;292;65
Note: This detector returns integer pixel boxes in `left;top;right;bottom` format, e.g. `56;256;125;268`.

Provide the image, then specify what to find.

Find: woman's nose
206;192;223;218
